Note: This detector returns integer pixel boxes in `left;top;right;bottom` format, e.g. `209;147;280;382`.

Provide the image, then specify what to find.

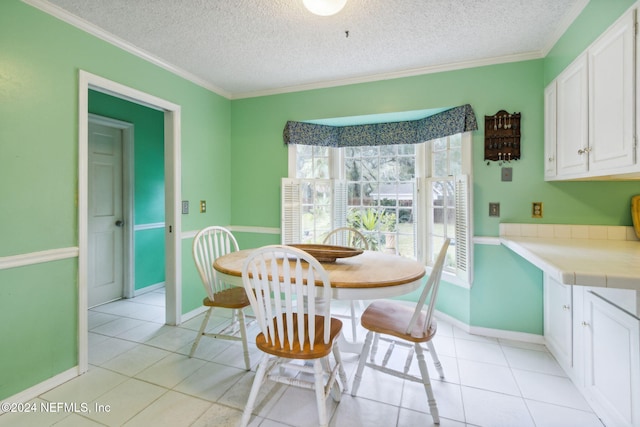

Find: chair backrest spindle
193;226;240;301
406;238;450;337
323;227;369;250
242;245;333;351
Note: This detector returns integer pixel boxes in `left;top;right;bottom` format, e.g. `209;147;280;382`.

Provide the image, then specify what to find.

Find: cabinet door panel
584;290;640;427
544;275;572;370
557;54;589;176
589;10;635;173
544;82;557;179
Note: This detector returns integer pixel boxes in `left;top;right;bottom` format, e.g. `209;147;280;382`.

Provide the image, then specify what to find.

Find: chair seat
203;287;251;309
360;300;437;343
256;314;343;360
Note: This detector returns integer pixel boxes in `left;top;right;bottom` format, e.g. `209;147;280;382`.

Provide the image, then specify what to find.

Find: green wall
1;0;639;402
229;0;640;335
545;0;636;85
0;0;231;399
0;260;77;400
88;90;166;291
229;60;552;334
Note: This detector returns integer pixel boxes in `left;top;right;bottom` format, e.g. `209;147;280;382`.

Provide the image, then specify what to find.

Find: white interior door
88;121;124;307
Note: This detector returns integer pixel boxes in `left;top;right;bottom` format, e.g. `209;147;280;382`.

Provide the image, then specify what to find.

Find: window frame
285;132;473;288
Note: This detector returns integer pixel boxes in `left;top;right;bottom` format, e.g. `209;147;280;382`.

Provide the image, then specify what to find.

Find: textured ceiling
36;0;587;99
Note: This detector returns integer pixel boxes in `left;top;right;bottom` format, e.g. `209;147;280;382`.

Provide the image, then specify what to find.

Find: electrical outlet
200;200;206;213
532;202;543;218
489;202;500;217
181;200;189;214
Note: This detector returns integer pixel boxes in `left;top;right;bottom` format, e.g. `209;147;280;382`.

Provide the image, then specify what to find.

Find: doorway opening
78;70;182;374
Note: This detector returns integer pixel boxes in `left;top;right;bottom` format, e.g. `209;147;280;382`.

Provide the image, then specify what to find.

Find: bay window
281;105;476;287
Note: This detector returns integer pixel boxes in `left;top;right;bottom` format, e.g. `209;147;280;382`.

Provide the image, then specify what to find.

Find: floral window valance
283;104;478;147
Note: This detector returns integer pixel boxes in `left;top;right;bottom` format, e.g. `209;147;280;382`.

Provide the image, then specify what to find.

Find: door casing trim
78;70;182;374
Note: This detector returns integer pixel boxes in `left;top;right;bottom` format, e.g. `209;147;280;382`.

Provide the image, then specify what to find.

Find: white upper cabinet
544;82;557;179
556;54;589;177
589;9;636;174
545;8;637;180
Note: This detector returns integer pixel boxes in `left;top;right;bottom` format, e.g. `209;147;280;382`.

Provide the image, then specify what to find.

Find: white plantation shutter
454;175;472;284
415;177;427;263
421;174;473;287
412;180;420;259
332;180;347;230
281;178;301;244
281;178;347;244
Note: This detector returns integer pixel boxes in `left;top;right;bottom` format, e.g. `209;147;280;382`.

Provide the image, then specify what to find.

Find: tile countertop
499;223;640;291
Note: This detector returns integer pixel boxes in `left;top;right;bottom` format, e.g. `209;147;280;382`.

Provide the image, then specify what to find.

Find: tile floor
0;288;604;427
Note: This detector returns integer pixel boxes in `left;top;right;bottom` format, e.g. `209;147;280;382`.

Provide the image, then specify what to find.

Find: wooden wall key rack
484;110;521;163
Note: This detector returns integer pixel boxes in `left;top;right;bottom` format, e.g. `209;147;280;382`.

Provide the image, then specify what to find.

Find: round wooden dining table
213;248;426;353
213;248;426;300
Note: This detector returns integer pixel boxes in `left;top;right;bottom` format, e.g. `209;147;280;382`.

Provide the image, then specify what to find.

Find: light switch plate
489;202;500;217
501;167;513;182
182;200;189;214
200;200;207;213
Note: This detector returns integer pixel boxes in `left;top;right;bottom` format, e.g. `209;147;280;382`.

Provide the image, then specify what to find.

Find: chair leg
415;343;440;424
332;341;348;393
351;330;373;396
369;332;380;362
426;340;445;379
240;355;269;427
238;309;251;370
349;300;358;341
230;309;238;332
189;307;213;358
320;357;340;403
313;359;328;427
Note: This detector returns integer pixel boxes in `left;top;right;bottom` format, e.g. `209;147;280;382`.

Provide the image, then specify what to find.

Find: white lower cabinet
582;288;640;427
544;278;640;426
543;275;573;372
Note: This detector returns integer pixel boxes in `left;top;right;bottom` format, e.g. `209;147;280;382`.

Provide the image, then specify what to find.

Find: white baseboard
469;324;545;344
1;367;79;412
181;305;209;323
133;282;165;297
435;310;545;345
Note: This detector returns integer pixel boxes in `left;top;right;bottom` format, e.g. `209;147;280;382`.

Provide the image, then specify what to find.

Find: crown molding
22;0;232;99
540;0;590;56
231;50;543;99
23;0;581;101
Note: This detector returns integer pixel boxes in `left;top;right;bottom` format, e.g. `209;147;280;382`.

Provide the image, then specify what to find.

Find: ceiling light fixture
303;0;347;16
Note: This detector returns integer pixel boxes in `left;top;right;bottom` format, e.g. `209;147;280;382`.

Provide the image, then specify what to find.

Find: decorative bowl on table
288;244;363;262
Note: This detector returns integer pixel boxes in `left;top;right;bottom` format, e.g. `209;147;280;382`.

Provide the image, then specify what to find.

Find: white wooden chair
323;227;369;342
190;226;250;370
240;245;348;427
322;226;369;250
351;238;450;424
